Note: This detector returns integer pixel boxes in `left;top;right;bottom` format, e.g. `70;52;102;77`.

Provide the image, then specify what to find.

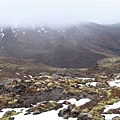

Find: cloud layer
0;0;120;26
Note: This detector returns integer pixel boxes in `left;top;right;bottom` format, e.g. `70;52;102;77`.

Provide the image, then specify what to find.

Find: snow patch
108;79;120;87
58;98;91;106
102;114;120;120
13;31;16;33
15;25;18;28
44;31;47;33
23;32;25;35
16;73;20;75
63;30;65;33
41;28;45;31
0;33;4;39
28;75;33;78
104;101;120;113
38;30;41;33
86;82;98;87
0;98;90;120
1;28;3;32
75;77;94;80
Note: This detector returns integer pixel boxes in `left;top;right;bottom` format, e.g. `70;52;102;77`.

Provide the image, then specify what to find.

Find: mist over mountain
0;22;120;68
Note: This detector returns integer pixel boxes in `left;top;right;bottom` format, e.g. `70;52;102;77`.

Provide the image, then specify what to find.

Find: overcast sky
0;0;120;26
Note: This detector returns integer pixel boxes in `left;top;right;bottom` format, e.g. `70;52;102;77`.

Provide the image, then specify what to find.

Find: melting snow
13;109;77;120
28;75;33;78
58;98;90;106
23;32;25;35
16;73;20;75
63;30;65;33
0;33;4;39
102;100;120;120
104;101;120;113
108;79;120;87
15;25;18;28
75;77;94;80
0;98;90;120
13;31;16;33
11;27;16;33
44;31;47;33
86;82;98;87
103;114;120;120
38;30;41;33
41;28;45;31
1;28;3;32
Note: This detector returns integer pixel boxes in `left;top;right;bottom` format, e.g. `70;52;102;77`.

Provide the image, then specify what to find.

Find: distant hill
0;22;120;68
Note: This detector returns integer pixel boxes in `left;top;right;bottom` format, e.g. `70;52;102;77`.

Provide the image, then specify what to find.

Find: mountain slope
0;23;120;68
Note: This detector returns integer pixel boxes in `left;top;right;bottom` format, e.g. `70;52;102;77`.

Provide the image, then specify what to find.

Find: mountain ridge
0;22;120;68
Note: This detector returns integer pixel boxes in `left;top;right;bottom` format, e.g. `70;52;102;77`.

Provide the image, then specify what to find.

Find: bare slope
0;23;120;68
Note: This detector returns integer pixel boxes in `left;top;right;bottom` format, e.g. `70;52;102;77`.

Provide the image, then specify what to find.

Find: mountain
0;22;120;68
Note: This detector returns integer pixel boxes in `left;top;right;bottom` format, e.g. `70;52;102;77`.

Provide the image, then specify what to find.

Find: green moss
106;98;119;105
47;82;54;87
1;110;19;120
8;100;17;105
106;89;112;97
112;116;120;120
82;108;89;113
93;115;105;120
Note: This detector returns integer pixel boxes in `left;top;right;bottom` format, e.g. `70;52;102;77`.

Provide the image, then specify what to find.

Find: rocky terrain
0;57;120;120
0;22;120;68
0;56;59;81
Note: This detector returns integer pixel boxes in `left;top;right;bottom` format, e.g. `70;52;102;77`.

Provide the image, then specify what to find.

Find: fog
0;0;120;26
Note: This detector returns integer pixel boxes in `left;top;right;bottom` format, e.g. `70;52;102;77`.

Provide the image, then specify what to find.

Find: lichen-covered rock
26;86;37;93
27;101;63;115
78;113;93;120
112;116;120;120
1;110;19;120
8;100;17;105
58;108;69;117
34;81;41;86
33;109;41;115
56;68;68;76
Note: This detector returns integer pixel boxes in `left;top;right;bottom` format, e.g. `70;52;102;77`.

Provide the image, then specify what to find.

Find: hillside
0;57;120;120
0;56;59;81
0;22;120;68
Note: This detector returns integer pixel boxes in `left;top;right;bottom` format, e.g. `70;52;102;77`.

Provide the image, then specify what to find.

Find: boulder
78;113;93;120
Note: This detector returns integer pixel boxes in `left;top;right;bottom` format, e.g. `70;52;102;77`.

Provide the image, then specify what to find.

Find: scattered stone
39;72;50;76
33;109;41;115
26;86;37;93
1;110;18;119
56;68;68;76
78;113;93;120
9;117;15;120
